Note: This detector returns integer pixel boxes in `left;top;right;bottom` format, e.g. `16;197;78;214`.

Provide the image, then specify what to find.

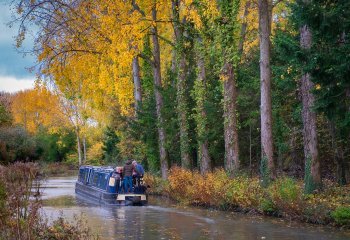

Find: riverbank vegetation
0;162;94;239
145;167;350;227
1;0;350;230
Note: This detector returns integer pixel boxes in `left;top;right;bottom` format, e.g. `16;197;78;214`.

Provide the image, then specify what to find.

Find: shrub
331;207;350;225
0;163;94;239
225;176;263;209
261;198;276;214
38;216;94;239
145;167;350;227
167;167;194;202
187;170;228;207
268;177;303;217
143;174;168;195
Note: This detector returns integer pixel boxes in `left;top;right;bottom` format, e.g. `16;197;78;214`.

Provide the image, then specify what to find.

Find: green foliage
237;49;260;169
260;156;270;187
0;104;12;127
36;128;76;162
129;37;160;172
304;156;314;194
0;126;37;164
101;127;120;163
331;207;350;225
274;177;299;202
261;198;276;214
0;181;7;221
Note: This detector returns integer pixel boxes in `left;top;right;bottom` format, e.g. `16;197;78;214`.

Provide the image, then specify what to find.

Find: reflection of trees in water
111;207;144;239
138;207;217;239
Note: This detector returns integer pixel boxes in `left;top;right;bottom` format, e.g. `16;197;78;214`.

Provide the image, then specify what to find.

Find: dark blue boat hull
75;181;147;206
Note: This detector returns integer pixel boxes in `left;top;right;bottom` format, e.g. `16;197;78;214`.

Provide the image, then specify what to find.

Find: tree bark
172;0;191;169
238;0;251;56
77;133;82;166
151;6;169;179
300;22;321;190
177;54;192;169
258;0;275;179
223;61;239;173
83;136;87;164
132;56;142;113
196;44;211;174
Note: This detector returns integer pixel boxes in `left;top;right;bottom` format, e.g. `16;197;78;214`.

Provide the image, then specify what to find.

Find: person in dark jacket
112;167;123;193
123;159;134;193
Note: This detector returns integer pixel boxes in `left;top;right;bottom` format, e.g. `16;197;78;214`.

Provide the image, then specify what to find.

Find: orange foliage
11;87;67;133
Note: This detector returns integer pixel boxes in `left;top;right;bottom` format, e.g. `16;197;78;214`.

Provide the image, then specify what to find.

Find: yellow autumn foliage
11;87;68;133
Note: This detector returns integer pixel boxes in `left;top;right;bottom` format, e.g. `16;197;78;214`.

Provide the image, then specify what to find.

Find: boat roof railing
80;165;115;173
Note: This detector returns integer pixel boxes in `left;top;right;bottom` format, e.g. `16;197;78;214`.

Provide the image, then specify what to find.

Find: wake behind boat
75;165;147;206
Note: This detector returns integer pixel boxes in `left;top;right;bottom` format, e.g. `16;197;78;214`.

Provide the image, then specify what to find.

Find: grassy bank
0;162;95;239
144;167;350;227
40;162;78;177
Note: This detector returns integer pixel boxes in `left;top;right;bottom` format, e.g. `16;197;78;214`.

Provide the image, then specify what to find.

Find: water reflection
42;177;350;240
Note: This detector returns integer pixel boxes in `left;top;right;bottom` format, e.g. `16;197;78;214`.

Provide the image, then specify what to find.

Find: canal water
42;177;350;240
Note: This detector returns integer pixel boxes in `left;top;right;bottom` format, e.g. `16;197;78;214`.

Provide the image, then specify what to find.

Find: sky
0;1;36;93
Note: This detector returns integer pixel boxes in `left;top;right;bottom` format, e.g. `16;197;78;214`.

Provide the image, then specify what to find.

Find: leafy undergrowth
144;167;350;227
0;162;96;240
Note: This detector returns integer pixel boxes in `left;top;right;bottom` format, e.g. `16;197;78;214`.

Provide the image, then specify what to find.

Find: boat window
87;169;92;184
98;173;108;190
84;170;89;183
92;172;99;186
78;169;85;182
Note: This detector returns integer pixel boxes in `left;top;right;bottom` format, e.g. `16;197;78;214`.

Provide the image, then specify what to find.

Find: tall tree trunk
223;61;239;173
177;54;192;169
76;132;82;165
83;136;87;164
151;6;169;179
218;0;243;175
300;21;321;192
196;41;211;174
132;56;142;113
258;0;275;179
172;0;191;169
238;0;251;56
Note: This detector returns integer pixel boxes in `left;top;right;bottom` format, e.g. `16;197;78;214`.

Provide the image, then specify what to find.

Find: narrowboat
75;165;147;206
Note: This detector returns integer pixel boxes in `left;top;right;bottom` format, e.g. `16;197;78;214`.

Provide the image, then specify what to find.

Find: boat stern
116;193;147;206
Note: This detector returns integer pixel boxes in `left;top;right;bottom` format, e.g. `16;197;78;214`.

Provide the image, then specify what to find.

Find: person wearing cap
132;160;144;188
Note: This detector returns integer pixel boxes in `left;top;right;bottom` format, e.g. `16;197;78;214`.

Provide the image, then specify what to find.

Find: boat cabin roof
79;165;115;173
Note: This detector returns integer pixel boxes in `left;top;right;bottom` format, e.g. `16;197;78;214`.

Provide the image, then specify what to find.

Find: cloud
0;76;35;93
0;1;37;79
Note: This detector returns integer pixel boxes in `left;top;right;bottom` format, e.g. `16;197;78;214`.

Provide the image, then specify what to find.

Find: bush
167;167;194;202
331;207;350;225
0;126;37;163
143;174;168;195
261;198;276;214
225;176;263;210
146;167;350;227
268;177;303;217
0;163;94;239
